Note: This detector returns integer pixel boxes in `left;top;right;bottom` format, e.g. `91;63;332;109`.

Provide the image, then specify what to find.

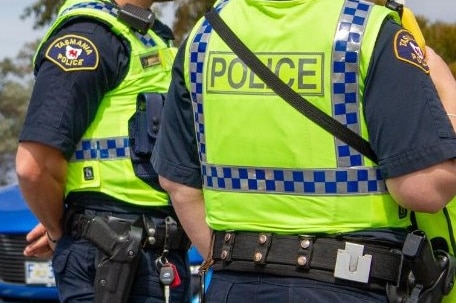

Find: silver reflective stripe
332;0;373;167
189;0;386;195
60;1;118;17
202;164;385;195
61;2;157;47
70;137;130;162
189;0;230;165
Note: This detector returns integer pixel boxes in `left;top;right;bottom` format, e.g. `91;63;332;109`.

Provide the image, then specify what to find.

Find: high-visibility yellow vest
184;0;409;233
35;0;176;206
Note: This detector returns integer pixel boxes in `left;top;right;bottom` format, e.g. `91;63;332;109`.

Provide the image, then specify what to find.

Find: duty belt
67;212;190;251
212;231;403;288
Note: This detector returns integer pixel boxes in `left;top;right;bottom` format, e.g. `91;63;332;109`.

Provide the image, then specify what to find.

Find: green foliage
171;0;216;45
0;44;35;185
418;17;456;76
21;0;62;30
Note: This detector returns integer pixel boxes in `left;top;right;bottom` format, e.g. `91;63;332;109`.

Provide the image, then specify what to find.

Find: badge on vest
140;51;161;69
394;29;429;74
45;34;99;72
83;166;94;181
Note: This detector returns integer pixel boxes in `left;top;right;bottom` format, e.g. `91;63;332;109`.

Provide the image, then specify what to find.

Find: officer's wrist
46;231;58;244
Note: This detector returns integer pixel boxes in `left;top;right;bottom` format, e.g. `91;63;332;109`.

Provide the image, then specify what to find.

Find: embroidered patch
45;34;99;72
394;30;429;73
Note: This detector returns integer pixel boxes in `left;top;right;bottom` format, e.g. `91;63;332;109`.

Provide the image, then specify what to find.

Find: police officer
414;47;456;303
152;0;456;302
16;0;190;302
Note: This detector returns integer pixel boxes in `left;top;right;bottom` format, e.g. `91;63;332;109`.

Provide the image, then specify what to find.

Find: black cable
443;207;456;254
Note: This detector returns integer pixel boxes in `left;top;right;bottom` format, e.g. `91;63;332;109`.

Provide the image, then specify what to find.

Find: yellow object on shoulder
401;6;426;53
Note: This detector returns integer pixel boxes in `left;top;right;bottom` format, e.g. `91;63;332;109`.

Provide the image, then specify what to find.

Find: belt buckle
334;242;372;283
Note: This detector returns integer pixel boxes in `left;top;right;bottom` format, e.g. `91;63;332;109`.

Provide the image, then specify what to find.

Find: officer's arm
16;142;67;243
386;161;456;213
159;176;212;258
385;47;456;213
16;20;129;252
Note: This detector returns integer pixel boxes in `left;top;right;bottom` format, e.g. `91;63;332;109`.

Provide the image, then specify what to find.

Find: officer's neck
113;0;153;9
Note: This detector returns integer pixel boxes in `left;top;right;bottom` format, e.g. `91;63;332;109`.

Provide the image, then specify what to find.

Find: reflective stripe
60;1;157;47
61;1;117;17
189;0;229;164
70;137;130;161
202;164;385;195
189;0;386;195
332;0;372;167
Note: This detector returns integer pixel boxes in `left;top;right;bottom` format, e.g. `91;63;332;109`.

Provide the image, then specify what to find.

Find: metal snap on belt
258;234;268;245
224;233;232;242
297;256;308;266
300;239;311;249
254;252;263;262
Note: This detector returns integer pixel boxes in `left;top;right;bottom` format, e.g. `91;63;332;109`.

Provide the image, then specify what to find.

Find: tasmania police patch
45;34;99;72
394;30;429;73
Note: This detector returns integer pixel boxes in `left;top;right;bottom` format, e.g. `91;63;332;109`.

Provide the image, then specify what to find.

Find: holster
82;215;144;303
128;92;165;190
64;210;191;302
386;230;456;303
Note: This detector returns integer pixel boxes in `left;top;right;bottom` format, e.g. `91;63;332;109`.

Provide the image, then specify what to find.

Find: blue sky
2;0;456;60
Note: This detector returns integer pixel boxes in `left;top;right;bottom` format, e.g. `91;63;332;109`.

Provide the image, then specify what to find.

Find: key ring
155;255;168;269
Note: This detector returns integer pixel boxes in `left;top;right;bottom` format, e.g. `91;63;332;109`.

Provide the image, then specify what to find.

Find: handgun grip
401;7;426;54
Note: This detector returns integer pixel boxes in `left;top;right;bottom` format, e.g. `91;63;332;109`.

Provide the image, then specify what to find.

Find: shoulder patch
45;34;99;72
394;30;429;73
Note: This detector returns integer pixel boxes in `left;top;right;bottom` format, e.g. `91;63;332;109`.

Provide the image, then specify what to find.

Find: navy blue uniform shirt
152;19;456;189
19;18;174;160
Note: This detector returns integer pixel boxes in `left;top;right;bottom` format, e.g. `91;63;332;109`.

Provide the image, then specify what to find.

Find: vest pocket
128;92;165;191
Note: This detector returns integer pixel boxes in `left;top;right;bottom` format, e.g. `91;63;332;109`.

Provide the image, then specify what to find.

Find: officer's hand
23;223;54;258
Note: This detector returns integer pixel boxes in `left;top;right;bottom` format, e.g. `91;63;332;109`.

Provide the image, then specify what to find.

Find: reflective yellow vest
184;0;409;233
35;0;176;206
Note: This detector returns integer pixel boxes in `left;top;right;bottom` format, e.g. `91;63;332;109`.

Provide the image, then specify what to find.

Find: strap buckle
334;242;372;283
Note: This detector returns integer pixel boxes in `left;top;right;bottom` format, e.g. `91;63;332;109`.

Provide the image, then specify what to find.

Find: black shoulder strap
205;8;378;163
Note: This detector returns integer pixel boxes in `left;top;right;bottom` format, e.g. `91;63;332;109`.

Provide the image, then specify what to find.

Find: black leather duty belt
212;231;403;288
67;212;190;251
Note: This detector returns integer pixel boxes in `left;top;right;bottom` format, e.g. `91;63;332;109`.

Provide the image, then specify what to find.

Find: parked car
0;184;58;302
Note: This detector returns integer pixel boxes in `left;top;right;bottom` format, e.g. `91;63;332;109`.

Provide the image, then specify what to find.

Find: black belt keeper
253;233;272;265
212;231;403;289
220;231;236;262
297;235;314;270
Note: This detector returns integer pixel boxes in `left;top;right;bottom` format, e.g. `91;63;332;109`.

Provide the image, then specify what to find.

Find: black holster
65;210;191;302
128;92;166;190
82;216;144;303
387;230;456;303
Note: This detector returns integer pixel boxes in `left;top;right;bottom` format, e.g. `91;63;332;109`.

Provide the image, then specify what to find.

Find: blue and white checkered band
61;1;157;47
189;1;229;164
203;164;386;195
332;0;373;167
70;137;130;162
189;0;386;195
